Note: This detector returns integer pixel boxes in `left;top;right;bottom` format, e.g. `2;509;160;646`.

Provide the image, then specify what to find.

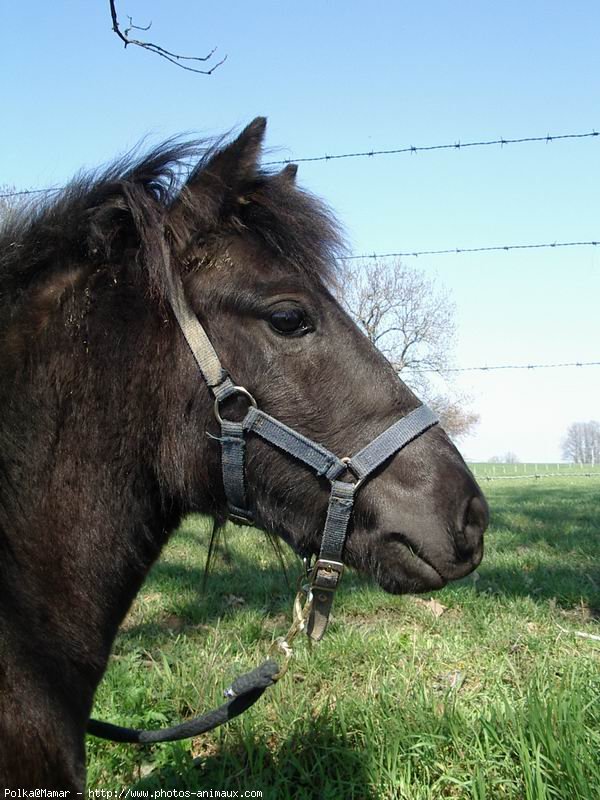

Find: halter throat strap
169;292;438;640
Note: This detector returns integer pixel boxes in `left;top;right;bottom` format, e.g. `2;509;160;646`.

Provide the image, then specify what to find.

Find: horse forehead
219;236;331;287
199;254;329;302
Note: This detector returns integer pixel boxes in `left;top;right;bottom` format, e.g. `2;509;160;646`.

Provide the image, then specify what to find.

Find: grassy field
88;477;600;799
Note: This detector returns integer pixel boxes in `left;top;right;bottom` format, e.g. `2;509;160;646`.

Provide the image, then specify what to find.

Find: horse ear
188;118;266;202
196;116;266;193
274;163;298;184
168;117;267;250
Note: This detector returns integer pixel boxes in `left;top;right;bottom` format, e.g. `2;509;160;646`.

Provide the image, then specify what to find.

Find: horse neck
0;312;209;763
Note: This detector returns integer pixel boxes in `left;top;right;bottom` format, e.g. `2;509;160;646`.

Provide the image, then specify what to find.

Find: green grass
88;479;600;798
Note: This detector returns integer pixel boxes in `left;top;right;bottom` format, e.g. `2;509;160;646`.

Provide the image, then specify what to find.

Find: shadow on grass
489;483;599;554
129;715;376;800
118;556;375;649
126;482;600;642
122;519;376;643
473;563;600;611
474;482;600;609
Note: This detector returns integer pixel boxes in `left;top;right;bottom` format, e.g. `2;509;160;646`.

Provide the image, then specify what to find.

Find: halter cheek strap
169;289;438;641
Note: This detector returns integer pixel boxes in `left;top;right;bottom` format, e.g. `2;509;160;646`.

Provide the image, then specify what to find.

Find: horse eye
269;308;309;335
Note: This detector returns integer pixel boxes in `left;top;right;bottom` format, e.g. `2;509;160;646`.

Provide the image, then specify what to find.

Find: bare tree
488;452;520;463
109;1;226;75
562;421;600;464
426;392;480;441
338;259;454;384
337;259;479;440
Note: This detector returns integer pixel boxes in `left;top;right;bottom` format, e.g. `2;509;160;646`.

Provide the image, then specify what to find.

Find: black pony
0;118;488;789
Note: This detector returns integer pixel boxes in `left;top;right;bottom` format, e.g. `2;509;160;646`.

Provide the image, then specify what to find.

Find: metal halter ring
341;456;364;489
214;386;257;425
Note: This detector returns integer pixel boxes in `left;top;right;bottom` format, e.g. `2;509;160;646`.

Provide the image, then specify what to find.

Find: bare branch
337;257;478;440
109;0;227;75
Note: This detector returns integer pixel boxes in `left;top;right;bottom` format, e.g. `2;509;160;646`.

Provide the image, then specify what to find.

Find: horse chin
375;555;448;594
366;530;482;595
353;533;450;595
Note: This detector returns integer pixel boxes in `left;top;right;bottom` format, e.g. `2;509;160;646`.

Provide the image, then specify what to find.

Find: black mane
0;136;344;320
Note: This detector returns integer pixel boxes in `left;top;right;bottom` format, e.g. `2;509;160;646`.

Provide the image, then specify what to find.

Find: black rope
87;658;280;744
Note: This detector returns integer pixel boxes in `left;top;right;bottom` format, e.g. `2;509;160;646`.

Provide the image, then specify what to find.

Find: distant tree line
562;421;600;464
488;452;520;464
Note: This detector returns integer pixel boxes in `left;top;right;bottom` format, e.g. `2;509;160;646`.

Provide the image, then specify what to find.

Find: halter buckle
310;559;344;592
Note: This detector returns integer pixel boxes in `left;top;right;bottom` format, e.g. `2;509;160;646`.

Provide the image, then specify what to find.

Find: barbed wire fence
343;240;599;260
1;127;598;200
424;360;600;374
265;129;599;166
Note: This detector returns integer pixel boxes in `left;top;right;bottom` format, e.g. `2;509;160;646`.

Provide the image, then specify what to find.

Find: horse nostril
455;494;488;560
466;494;489;534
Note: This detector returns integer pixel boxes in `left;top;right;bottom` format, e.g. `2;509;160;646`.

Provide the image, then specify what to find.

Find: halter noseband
170;286;438;641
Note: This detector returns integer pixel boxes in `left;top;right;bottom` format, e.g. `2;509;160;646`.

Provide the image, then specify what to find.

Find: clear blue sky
2;1;599;461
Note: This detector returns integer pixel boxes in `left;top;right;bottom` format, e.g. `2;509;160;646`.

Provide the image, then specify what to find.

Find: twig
557;624;600;642
109;0;226;75
125;15;152;36
124;15;152;39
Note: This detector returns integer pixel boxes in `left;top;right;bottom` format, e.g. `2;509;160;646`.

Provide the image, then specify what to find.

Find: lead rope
87;566;313;744
87;283;438;744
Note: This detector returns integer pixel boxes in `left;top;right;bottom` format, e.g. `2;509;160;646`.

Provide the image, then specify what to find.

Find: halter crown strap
170;286;236;402
169;287;253;520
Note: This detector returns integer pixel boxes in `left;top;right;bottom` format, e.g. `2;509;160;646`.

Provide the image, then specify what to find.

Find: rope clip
269;582;313;680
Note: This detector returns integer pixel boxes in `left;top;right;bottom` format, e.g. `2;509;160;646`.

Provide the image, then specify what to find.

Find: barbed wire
264;130;598;166
344;240;599;260
1;129;597;200
476;472;600;481
422;360;600;374
0;187;60;199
